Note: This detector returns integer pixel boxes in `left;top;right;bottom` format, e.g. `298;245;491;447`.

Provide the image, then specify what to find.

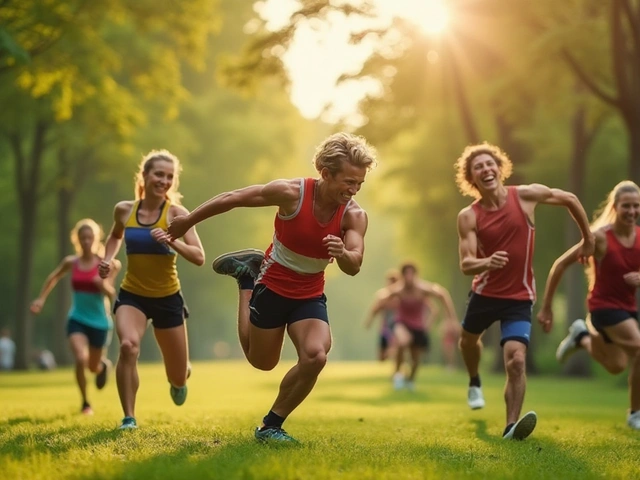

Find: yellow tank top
120;200;180;297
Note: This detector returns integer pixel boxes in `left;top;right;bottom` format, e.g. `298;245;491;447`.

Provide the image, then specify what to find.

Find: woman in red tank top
539;181;640;430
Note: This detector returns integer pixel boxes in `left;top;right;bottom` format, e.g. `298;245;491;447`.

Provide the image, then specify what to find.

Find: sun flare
383;0;450;35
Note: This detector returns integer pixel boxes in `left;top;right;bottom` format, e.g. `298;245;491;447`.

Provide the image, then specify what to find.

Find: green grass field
1;360;638;480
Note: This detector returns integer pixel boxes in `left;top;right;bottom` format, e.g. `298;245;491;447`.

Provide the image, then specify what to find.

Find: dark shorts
462;292;533;346
408;328;429;349
114;288;189;329
67;319;110;348
249;284;329;329
590;309;638;343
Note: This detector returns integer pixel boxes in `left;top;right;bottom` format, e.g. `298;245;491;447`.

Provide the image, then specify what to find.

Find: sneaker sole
211;249;265;273
469;402;485;410
509;411;537;440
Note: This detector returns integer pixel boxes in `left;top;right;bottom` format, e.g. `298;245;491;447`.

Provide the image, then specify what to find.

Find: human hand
98;260;111;279
167;215;191;242
537;306;553;333
151;228;171;244
577;235;595;264
30;298;44;314
486;251;509;270
323;234;345;258
623;271;640;287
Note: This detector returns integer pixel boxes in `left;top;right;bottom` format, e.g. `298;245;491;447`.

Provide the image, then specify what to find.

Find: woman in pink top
167;132;377;442
538;181;640;430
388;262;458;392
455;142;594;440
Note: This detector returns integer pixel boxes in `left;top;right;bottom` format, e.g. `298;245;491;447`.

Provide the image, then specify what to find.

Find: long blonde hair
586;180;640;289
134;150;183;205
70;218;105;257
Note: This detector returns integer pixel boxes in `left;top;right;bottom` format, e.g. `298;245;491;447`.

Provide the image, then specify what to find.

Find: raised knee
119;339;139;359
300;349;328;373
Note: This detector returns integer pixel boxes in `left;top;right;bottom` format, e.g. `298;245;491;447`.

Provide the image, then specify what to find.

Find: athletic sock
237;275;255;291
469;375;481;388
503;422;515;436
261;410;285;430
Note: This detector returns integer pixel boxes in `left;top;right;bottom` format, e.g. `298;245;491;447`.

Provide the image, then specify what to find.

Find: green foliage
0;361;637;479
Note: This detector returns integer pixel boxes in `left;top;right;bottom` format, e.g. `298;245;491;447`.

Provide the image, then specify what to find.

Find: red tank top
258;178;349;299
396;294;427;331
588;226;640;312
71;260;101;293
471;186;536;301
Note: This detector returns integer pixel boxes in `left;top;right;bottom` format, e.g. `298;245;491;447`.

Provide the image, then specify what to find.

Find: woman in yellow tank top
98;150;205;430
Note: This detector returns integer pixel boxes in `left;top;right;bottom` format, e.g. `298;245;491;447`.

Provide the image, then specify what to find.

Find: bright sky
254;0;449;125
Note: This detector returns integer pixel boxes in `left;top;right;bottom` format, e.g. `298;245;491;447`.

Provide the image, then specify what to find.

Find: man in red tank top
538;181;640;430
385;262;458;391
455;143;594;440
167;133;377;442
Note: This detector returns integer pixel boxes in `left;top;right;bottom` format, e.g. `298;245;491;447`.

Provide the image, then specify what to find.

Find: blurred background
1;0;638;378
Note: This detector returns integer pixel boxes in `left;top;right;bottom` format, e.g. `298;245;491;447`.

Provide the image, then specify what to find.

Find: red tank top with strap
471;186;536;301
588;226;640;312
258;178;349;299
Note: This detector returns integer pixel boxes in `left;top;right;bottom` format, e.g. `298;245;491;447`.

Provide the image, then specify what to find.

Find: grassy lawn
1;360;638;479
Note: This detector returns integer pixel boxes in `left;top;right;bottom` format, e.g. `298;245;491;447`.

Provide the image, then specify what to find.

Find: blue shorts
590;309;638;343
67;319;110;348
462;292;533;346
114;288;189;329
249;284;329;329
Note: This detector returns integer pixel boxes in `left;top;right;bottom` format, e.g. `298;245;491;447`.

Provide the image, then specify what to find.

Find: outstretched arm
167;179;299;240
519;184;595;261
364;290;392;328
153;205;206;266
538;228;604;332
30;256;75;314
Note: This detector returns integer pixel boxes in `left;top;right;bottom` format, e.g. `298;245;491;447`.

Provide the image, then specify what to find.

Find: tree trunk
11;122;48;370
562;105;592;376
627;118;640;184
54;147;73;365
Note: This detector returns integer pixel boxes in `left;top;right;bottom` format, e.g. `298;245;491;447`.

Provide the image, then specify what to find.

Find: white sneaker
503;411;537;440
627;410;640;429
393;372;405;390
467;386;485;410
556;319;588;363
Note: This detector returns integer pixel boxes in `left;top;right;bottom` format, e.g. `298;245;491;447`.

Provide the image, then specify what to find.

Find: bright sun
381;0;450;35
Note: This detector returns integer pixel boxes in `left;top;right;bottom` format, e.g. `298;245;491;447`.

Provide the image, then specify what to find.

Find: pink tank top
471;187;536;301
396;295;426;331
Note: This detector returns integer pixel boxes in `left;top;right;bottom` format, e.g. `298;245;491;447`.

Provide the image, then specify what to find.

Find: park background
1;0;639;380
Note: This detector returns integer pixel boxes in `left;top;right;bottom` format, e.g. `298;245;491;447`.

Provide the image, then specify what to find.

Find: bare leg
236;288;287;369
459;330;482;379
407;346;424;382
115;306;147;418
603;320;640;411
68;333;89;405
503;340;527;425
581;324;627;375
154;323;189;387
269;319;331;419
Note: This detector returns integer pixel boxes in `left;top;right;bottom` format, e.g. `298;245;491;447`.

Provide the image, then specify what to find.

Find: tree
0;0;218;369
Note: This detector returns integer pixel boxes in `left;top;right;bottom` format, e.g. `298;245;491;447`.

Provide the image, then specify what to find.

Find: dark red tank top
471;187;536;301
588;226;640;312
